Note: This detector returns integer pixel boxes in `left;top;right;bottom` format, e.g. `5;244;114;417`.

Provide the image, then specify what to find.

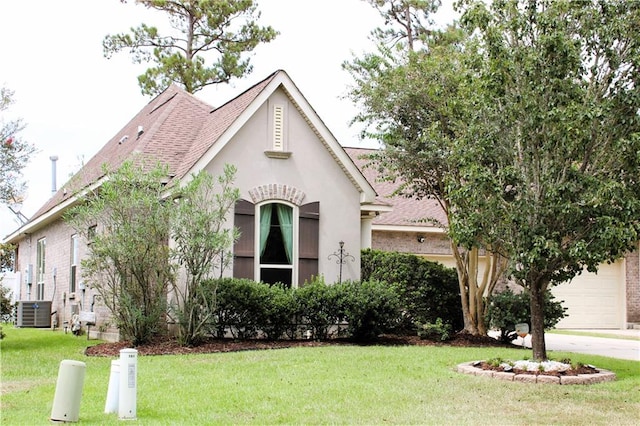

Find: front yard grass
1;326;638;425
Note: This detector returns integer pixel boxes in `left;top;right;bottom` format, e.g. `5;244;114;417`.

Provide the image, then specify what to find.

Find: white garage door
552;260;624;329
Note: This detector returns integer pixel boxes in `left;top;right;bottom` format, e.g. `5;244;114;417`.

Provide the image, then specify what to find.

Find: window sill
264;150;292;159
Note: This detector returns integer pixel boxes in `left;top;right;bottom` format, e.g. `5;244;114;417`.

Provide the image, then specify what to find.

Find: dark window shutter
298;201;319;286
233;199;255;279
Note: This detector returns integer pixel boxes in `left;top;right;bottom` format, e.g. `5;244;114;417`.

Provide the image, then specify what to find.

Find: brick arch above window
248;184;306;206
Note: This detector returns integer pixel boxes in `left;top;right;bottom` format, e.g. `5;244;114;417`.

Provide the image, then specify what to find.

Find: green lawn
1;326;639;425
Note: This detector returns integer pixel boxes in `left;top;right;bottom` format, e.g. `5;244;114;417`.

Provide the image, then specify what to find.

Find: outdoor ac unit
16;301;52;328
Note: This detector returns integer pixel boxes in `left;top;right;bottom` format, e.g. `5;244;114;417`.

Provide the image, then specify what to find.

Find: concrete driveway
513;329;640;361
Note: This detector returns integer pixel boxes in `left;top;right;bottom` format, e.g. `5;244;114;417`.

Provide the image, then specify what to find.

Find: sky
0;0;458;238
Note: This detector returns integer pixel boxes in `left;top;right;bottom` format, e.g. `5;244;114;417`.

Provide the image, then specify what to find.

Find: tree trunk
529;281;548;361
451;242;478;334
451;244;508;336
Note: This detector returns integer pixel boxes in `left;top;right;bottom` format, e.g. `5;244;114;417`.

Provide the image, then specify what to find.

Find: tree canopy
104;0;279;96
0;87;36;207
364;0;441;51
347;0;640;360
455;0;640;360
346;2;508;337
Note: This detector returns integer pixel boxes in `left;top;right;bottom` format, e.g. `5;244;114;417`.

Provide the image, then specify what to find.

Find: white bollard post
50;360;86;423
118;349;138;420
104;360;120;413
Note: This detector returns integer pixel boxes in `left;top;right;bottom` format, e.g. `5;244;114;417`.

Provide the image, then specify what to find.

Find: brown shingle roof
29;71;280;224
344;147;448;228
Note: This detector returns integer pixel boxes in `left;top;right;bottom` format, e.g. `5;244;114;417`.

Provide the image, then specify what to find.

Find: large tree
364;0;441;51
104;0;278;96
454;0;640;360
345;2;508;336
0;86;36;206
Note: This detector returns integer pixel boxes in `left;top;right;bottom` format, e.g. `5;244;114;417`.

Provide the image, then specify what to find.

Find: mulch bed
84;333;512;357
85;333;598;376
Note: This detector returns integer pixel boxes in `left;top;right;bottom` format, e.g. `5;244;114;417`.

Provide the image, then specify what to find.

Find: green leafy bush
361;249;462;333
486;287;567;343
294;278;345;340
416;318;452;341
261;284;296;340
340;280;402;341
213;278;269;339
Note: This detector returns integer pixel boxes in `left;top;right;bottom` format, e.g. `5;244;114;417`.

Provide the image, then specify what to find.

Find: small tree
344;20;508;336
0;86;36;205
169;165;240;346
0;243;15;272
104;0;278;96
65;160;175;345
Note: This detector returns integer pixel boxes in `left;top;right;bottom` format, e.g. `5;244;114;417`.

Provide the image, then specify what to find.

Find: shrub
340;280;402;341
213;278;267;339
294;278;344;340
486;287;567;343
361;249;462;333
416;318;452;341
261;284;296;340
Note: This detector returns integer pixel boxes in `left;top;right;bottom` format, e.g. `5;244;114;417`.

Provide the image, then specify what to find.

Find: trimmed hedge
206;277;401;341
293;279;344;340
339;280;401;341
200;250;462;342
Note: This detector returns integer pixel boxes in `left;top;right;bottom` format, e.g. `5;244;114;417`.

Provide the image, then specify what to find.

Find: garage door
551;260;624;329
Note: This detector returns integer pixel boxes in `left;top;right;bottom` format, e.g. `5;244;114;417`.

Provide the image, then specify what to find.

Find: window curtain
276;204;293;263
259;204;272;256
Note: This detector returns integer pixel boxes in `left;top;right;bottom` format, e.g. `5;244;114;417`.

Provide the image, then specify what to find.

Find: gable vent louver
273;105;284;151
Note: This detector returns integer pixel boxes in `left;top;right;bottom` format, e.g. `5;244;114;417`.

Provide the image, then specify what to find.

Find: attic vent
272;105;284;151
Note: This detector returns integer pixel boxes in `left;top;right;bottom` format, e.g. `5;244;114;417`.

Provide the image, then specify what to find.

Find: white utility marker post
50;360;86;422
104;360;120;413
118;349;138;420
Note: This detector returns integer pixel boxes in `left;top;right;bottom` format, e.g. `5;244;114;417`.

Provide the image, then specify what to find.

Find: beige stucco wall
204;88;362;285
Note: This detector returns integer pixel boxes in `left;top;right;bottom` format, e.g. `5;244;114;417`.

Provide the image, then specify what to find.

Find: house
4;70;637;336
345;147;640;330
3;70;387;335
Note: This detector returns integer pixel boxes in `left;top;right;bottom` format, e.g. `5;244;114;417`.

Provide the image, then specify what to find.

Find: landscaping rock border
456;361;616;385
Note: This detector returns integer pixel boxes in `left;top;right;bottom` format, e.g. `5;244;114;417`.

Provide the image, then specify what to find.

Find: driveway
513;330;640;361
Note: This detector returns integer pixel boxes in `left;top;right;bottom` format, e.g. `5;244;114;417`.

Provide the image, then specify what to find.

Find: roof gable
185;70;377;204
6;70;378;242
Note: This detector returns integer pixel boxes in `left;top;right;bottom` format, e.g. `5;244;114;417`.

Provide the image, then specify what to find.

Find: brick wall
626;246;640;323
14;219;114;334
371;230;452;255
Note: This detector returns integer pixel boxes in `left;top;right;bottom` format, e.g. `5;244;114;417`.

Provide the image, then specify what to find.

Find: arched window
259;202;293;286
